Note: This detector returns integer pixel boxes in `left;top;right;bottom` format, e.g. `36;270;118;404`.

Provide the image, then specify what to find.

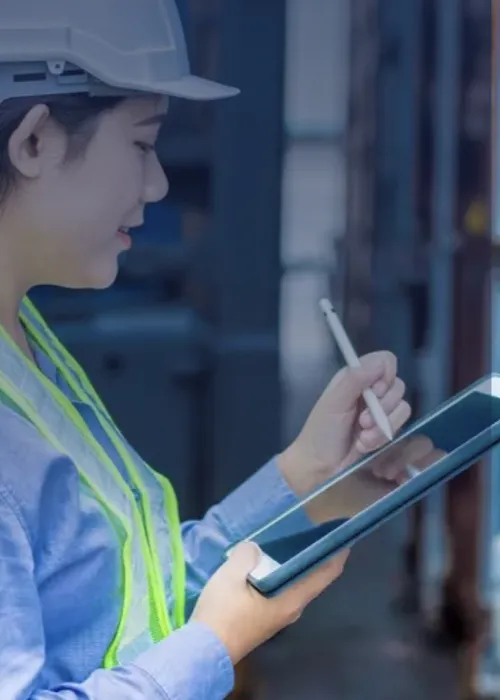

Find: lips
116;227;132;249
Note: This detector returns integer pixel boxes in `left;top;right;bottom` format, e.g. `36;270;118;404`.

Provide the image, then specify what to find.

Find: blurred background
29;0;494;698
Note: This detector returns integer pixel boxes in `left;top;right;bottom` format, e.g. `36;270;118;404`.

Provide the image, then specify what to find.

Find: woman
0;1;412;698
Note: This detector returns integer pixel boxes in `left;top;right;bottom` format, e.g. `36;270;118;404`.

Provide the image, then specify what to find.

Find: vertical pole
343;0;379;352
209;0;286;504
442;0;492;696
370;0;422;388
417;0;461;631
209;4;286;696
482;10;500;693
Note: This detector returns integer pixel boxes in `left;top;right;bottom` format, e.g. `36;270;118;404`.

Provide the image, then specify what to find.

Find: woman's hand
191;542;349;665
278;351;412;498
304;433;447;524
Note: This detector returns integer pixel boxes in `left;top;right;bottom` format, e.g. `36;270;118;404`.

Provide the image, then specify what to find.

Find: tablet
240;373;500;597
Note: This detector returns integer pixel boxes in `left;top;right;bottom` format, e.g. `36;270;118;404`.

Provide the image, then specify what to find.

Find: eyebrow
134;113;168;127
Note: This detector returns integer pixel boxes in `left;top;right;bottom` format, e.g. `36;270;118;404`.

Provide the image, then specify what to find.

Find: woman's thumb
227;541;261;575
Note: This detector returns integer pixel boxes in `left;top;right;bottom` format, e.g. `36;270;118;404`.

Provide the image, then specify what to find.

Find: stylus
319;298;393;442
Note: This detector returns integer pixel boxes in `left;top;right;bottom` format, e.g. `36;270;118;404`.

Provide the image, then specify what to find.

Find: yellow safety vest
0;297;186;668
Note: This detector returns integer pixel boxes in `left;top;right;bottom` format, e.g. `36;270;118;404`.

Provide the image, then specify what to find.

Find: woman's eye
135;142;154;154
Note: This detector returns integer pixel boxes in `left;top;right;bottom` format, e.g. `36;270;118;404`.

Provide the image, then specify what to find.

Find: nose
143;152;169;203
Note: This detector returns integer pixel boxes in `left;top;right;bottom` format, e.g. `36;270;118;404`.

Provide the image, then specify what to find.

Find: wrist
132;619;236;700
277;444;349;525
277;443;324;498
190;612;244;666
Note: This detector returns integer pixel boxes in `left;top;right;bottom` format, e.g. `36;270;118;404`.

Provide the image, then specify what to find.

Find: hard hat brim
153;74;240;101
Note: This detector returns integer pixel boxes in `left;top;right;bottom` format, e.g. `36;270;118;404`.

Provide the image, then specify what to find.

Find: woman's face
7;96;169;290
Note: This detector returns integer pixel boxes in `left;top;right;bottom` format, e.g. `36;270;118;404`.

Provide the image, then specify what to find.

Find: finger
287;551;349;605
310;550;350;586
226;541;261;578
359;351;398;388
359;377;406;429
413;447;447;470
374;437;441;484
369;434;414;475
380;436;435;481
370;438;417;478
307;553;350;600
329;351;398;411
357;401;412;452
394;448;447;485
390;400;412;435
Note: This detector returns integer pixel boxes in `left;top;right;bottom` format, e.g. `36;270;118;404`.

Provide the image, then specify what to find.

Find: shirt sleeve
0;483;234;700
182;456;312;615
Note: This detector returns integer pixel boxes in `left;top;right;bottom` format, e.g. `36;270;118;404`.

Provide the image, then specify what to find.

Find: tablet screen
250;385;500;567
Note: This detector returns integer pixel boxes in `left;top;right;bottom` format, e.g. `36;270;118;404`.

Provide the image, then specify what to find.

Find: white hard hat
0;0;240;103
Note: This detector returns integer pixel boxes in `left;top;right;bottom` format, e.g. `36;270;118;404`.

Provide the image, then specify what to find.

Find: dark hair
0;93;126;205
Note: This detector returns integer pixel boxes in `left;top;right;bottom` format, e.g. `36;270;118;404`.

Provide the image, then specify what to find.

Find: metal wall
343;0;493;696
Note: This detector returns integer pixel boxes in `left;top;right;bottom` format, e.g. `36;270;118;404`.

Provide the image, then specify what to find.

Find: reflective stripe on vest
0;298;186;668
20;298;186;631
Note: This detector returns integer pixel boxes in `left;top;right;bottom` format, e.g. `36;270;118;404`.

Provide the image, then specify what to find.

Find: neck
0;220;33;357
0;281;26;328
0;283;32;360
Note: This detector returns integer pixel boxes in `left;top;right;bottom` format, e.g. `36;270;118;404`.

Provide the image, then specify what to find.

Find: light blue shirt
0;341;304;699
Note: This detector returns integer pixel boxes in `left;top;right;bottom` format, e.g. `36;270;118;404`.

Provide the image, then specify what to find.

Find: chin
90;276;118;291
67;261;120;291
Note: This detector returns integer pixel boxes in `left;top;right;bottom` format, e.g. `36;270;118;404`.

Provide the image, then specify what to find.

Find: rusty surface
440;0;492;694
437;238;492;699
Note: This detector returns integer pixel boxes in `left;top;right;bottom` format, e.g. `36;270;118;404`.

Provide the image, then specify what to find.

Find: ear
7;104;54;180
